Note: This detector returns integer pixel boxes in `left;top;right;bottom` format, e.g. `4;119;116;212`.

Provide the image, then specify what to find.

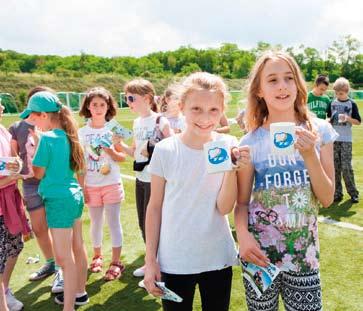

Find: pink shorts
85;184;124;207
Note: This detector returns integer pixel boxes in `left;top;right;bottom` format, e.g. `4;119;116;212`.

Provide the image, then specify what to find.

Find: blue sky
1;0;362;57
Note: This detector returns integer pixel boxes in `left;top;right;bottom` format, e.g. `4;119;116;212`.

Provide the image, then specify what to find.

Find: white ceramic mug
204;140;232;174
270;122;296;156
0;157;22;176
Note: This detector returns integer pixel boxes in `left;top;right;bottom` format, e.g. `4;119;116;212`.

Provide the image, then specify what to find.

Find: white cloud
0;0;361;56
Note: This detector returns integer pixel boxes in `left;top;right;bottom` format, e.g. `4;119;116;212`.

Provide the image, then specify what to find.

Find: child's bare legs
29;207;53;260
112;247;121;263
2;256;18;291
0;275;9;311
51;228;76;311
72;219;88;293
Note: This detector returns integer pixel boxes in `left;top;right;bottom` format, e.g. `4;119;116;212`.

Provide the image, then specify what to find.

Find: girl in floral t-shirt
235;51;337;311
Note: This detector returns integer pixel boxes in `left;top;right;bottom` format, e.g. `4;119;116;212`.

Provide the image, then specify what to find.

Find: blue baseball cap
20;91;62;119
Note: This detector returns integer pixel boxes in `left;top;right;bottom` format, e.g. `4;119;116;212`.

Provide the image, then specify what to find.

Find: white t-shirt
133;112;169;182
78;125;122;187
166;115;186;132
149;134;239;274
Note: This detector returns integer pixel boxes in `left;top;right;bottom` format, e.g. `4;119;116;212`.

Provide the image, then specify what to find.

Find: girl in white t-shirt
144;72;250;311
78;87;126;281
160;85;186;133
119;79;172;279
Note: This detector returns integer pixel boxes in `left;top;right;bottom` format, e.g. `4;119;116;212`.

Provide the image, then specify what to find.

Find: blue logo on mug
208;147;229;164
273;132;294;149
0;161;6;171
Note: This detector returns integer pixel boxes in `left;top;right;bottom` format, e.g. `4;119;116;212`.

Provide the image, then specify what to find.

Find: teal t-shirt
32;129;81;199
307;91;331;119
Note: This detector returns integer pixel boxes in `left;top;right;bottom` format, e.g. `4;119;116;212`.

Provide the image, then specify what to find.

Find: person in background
327;77;361;203
307;74;331;119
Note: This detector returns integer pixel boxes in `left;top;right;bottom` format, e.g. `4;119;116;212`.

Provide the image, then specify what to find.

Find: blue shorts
22;183;43;212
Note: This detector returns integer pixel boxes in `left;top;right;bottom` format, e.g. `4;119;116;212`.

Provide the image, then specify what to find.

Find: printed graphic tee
78;125;122;187
239;118;337;273
327;98;361;142
307;91;331;119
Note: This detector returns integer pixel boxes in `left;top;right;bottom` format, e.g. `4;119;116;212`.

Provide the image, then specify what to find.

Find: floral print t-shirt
239;118;337;273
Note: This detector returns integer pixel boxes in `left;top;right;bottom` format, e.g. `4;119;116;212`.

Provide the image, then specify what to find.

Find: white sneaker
51;270;64;294
138;279;146;289
133;266;145;277
6;289;23;311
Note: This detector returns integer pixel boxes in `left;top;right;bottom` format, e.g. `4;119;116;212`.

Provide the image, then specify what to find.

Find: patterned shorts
0;217;23;274
244;269;322;311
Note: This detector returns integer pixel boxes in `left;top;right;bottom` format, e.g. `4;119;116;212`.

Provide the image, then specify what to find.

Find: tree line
0;35;362;85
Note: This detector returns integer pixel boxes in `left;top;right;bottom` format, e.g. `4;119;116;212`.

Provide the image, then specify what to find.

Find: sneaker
54;293;89;306
133;266;145;277
29;262;56;281
351;196;359;203
51;270;64;294
6;289;23;311
138;279;146;289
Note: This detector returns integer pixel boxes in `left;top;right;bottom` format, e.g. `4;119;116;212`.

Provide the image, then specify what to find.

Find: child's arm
10;139;19;156
235;162;269;267
215;114;230;134
118;139;136;158
346;101;361;125
346;116;361;125
295;128;334;207
32;166;45;180
102;146;126;162
144;174;165;297
0;174;21;187
30;128;46;180
217;171;237;215
217;146;251;215
76;171;89;204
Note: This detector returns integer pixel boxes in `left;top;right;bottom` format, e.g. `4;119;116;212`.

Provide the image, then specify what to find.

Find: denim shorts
44;191;84;229
23;183;43;212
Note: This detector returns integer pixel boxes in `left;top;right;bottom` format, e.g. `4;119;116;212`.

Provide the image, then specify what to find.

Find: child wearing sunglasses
78;87;126;281
119;79;172;284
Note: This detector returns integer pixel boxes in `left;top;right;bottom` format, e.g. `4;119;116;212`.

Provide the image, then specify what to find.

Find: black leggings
135;178;151;242
161;267;233;311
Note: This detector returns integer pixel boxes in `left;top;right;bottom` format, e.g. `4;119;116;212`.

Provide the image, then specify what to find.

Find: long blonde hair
49;106;85;172
246;51;312;131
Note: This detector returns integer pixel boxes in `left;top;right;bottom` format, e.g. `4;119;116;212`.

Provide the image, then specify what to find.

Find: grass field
1;97;362;311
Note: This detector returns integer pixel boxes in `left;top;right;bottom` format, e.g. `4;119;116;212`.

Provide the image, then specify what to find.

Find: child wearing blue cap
20;91;89;311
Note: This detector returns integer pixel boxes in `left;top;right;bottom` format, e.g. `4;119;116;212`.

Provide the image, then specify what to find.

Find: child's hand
111;134;122;146
144;261;163;297
231;145;250;170
83;187;89;204
239;231;269;267
294;128;318;158
140;147;149;158
6;158;22;174
9;173;22;181
102;146;114;156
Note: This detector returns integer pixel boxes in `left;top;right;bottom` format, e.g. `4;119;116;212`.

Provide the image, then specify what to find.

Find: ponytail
51;106;85;172
150;96;158;112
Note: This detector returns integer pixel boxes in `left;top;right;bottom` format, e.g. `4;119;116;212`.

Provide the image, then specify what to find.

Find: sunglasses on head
124;95;136;103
